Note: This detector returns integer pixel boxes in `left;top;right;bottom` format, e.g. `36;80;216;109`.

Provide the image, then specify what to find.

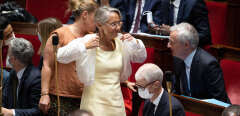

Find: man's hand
159;24;171;36
39;95;50;114
2;107;14;116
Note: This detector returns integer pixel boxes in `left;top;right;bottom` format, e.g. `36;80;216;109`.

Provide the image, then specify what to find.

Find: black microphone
0;30;3;40
52;34;59;46
165;71;173;93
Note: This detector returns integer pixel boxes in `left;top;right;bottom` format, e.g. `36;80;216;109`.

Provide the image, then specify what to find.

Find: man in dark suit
160;0;211;47
2;38;41;116
135;63;185;116
110;0;169;33
168;23;230;103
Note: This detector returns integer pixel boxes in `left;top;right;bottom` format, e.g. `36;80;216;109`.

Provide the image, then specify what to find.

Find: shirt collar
184;49;197;68
173;0;181;8
152;88;164;106
17;67;26;81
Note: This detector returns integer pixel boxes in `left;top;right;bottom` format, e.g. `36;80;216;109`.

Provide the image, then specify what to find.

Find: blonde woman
39;0;98;115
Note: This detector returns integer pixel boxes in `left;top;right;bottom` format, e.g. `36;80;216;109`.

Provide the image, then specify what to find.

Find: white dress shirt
172;0;181;25
130;0;146;33
184;49;197;96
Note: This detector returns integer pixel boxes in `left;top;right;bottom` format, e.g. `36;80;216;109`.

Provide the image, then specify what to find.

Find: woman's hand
121;33;139;44
39;95;51;114
121;33;134;41
85;36;99;49
125;80;137;92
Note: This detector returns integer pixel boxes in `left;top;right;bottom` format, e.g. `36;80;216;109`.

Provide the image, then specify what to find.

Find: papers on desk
131;32;170;39
201;99;230;107
181;95;230;107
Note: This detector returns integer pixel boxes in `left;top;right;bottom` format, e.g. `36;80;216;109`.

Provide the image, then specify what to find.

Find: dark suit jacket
3;64;41;116
173;48;230;103
143;90;185;116
165;0;211;46
110;0;169;33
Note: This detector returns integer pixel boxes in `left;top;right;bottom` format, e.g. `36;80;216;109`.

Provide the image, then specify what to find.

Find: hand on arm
84;36;100;49
125;80;137;92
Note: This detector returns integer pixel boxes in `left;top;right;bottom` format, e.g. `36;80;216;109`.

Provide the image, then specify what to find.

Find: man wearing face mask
135;63;185;116
0;16;15;81
0;16;16;67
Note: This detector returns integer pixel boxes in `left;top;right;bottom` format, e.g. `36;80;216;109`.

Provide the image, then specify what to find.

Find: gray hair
135;63;163;85
9;38;34;65
170;23;199;48
94;6;122;24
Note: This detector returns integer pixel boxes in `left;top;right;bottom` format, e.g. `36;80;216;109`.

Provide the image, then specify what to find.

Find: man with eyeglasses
135;63;185;116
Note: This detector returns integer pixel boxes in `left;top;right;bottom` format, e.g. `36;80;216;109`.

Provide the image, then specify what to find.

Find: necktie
180;64;191;96
148;102;156;116
12;76;18;107
133;0;142;33
169;3;174;26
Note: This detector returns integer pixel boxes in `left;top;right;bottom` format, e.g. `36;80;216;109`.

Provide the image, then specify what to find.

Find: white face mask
37;32;42;43
6;55;13;68
138;88;153;99
4;33;15;46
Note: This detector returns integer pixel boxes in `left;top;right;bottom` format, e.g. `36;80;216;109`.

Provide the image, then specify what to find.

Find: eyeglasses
106;21;122;28
135;80;158;89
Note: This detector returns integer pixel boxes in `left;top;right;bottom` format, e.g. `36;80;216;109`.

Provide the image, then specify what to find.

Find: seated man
135;63;185;116
168;23;230;103
2;38;41;116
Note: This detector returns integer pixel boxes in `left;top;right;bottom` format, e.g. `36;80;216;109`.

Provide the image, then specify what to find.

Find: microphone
52;33;61;116
165;70;173;116
52;34;59;46
165;71;173;93
0;30;3;40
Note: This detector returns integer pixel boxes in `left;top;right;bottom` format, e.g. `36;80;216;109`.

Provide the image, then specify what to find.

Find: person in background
2;38;41;116
168;22;230;103
222;105;240;116
110;0;169;34
159;0;211;47
0;16;14;82
37;17;62;70
57;6;147;116
38;0;98;115
135;63;185;116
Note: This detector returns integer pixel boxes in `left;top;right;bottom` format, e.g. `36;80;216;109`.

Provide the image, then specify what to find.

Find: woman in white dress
57;6;147;116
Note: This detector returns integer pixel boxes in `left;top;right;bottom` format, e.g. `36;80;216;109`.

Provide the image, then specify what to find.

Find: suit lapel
190;48;200;96
128;0;137;24
155;91;168;115
17;65;32;100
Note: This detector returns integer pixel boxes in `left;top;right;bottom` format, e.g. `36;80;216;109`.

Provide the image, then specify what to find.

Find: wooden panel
227;0;240;47
11;22;37;35
210;44;240;61
131;34;173;72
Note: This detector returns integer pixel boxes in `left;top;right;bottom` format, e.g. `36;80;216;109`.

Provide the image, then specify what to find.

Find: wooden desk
210;44;240;62
173;94;225;116
131;33;173;72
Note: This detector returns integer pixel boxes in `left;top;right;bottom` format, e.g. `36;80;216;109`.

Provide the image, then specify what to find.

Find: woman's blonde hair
37;17;62;55
68;0;98;18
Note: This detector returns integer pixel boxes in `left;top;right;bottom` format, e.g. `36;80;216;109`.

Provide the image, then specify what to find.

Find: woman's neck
69;21;87;37
99;37;115;51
